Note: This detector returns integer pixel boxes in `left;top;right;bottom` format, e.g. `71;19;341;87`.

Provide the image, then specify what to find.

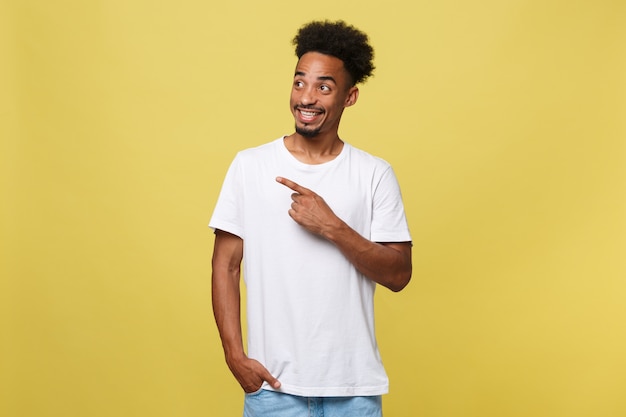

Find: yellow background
2;0;625;416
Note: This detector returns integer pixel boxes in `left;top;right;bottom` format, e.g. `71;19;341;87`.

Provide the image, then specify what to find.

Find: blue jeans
243;389;383;417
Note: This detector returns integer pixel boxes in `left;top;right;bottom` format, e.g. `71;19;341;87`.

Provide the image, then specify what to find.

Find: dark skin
211;231;281;393
212;51;412;393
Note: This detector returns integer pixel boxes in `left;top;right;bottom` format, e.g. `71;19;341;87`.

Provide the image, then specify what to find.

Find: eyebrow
294;71;337;84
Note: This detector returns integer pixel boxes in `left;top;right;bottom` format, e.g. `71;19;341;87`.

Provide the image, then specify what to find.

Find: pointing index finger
276;176;309;194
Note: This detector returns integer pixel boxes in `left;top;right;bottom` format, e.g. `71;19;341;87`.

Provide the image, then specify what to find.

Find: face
290;52;359;138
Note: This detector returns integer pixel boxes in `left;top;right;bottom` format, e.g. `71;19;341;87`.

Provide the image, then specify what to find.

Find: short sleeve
370;166;411;243
209;154;245;238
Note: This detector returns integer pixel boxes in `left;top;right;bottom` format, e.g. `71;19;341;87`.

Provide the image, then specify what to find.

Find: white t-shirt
209;137;411;397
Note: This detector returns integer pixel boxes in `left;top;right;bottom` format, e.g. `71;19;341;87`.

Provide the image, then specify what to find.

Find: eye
294;80;304;88
319;84;331;92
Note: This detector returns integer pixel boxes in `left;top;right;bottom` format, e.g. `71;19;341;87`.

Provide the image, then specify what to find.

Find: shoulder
228;137;283;167
345;143;393;171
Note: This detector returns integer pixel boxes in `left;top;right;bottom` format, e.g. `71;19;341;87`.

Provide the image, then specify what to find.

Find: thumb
262;369;281;389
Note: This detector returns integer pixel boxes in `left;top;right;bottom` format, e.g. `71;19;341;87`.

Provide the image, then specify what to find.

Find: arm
276;177;412;292
211;229;281;392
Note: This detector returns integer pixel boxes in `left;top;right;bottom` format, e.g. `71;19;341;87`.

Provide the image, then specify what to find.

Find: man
210;20;412;417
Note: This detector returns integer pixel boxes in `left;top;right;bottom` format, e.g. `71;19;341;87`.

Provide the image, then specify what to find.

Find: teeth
301;111;318;117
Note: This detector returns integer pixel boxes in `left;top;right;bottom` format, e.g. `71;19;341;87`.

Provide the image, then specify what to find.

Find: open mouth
297;107;323;122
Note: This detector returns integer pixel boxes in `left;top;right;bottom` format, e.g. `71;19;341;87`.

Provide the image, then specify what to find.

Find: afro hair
292;20;375;85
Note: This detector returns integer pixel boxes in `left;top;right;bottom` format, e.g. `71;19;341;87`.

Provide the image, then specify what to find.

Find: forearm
212;267;246;361
323;219;412;292
275;176;412;291
211;230;281;391
211;232;246;362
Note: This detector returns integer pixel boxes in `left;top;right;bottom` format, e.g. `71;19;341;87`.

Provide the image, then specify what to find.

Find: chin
295;125;321;138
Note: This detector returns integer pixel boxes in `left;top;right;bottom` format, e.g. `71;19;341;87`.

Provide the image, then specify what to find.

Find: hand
276;176;340;237
227;354;281;393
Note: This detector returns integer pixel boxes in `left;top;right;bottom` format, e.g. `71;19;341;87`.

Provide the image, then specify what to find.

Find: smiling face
290;52;359;139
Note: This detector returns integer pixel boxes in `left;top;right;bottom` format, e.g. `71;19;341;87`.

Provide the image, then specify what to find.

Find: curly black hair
292;20;375;85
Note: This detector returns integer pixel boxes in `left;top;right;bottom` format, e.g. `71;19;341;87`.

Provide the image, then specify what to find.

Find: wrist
224;346;246;364
322;218;350;243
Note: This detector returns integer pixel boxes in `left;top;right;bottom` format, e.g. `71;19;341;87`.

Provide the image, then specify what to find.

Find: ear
344;86;359;107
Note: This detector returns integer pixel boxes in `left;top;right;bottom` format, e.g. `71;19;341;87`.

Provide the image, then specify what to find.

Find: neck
284;132;344;165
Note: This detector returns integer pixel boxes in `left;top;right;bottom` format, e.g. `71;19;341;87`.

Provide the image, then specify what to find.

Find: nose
300;86;317;105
